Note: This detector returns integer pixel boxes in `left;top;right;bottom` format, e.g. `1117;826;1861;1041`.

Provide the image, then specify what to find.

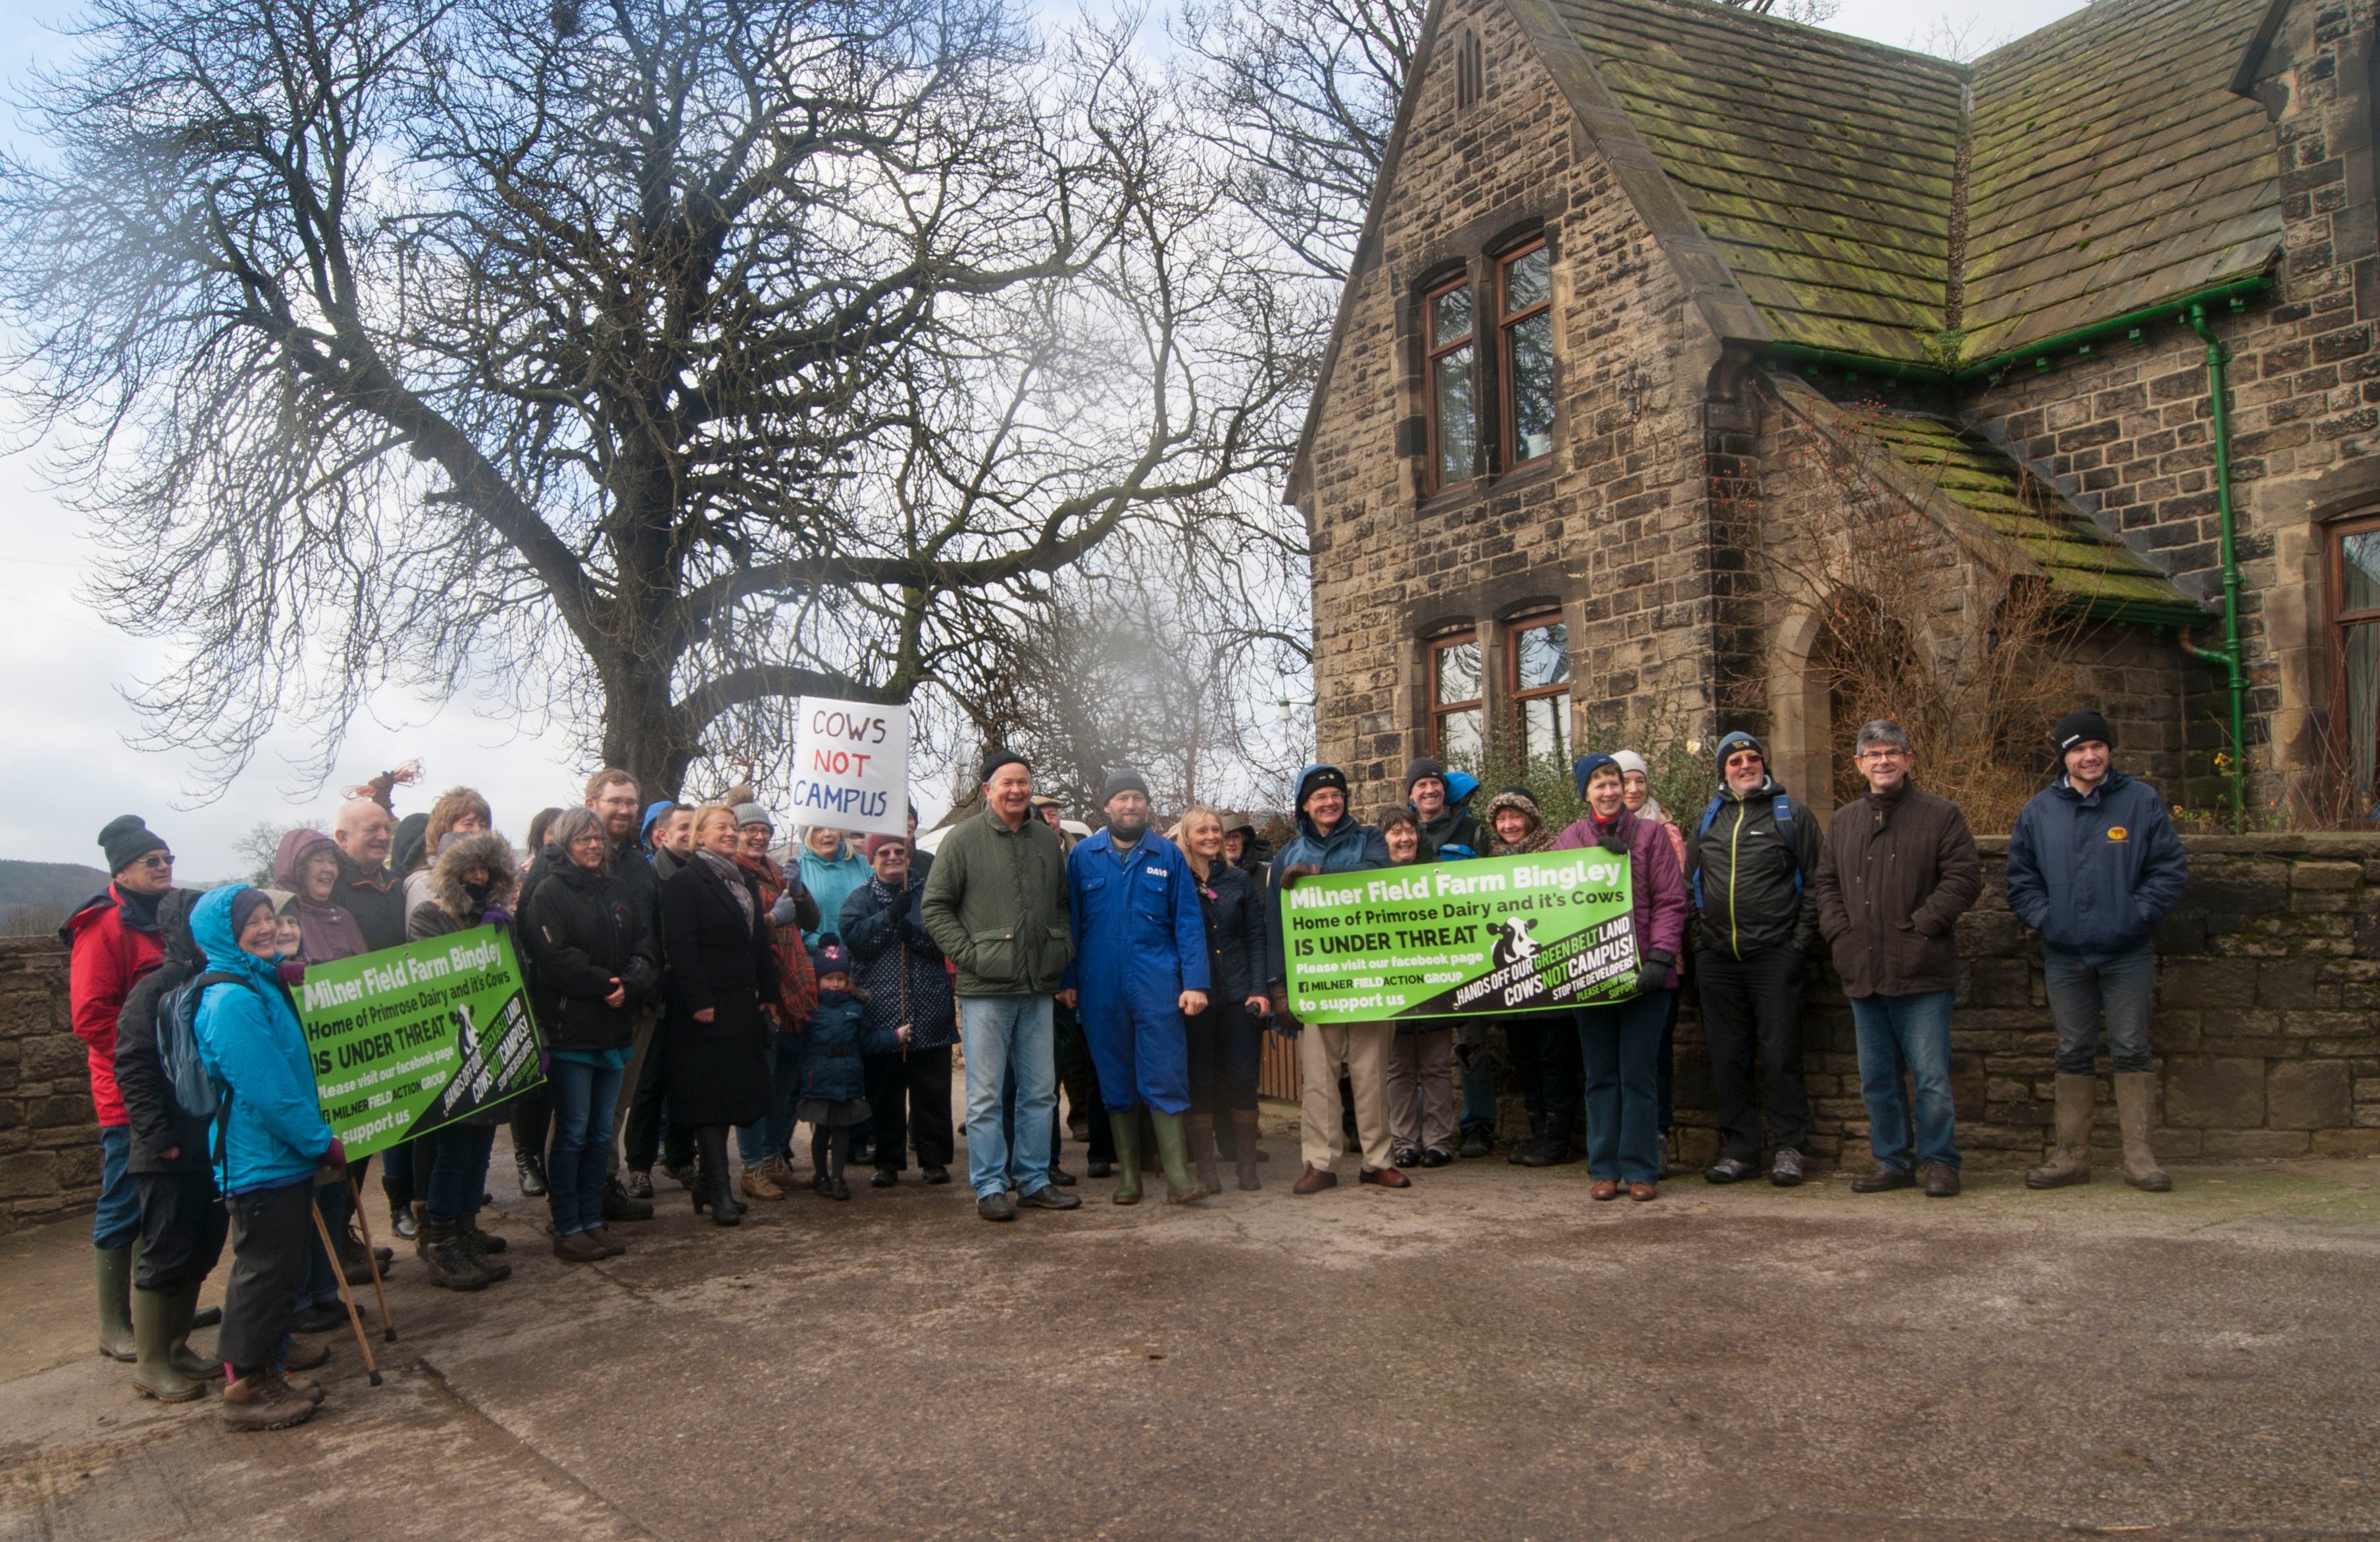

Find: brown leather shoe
1923;1161;1961;1198
1291;1164;1338;1195
1629;1181;1658;1202
1358;1166;1411;1188
551;1231;607;1264
584;1225;626;1256
1590;1179;1621;1201
1851;1164;1916;1193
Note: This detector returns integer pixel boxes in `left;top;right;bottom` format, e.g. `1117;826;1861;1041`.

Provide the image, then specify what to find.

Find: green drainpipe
2177;301;2247;832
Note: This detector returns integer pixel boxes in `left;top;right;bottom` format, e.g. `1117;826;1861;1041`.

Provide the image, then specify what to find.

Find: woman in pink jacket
1553;754;1690;1200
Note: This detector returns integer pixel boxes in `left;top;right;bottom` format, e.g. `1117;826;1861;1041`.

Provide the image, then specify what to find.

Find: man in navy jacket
2005;709;2187;1192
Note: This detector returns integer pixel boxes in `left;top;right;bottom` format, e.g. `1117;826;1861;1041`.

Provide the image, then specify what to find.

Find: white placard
786;696;909;838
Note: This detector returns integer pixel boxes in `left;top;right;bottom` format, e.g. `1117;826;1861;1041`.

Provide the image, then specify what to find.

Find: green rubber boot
1108;1114;1145;1205
170;1282;220;1381
1152;1112;1211;1205
130;1287;203;1401
96;1246;136;1362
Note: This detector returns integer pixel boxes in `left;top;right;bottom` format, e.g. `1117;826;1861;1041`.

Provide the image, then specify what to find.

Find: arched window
1507;611;1570;763
1430;629;1483;762
1498;242;1554;468
1425;277;1477;494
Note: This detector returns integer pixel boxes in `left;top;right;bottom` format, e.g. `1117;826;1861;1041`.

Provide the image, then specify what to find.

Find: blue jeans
547;1061;626;1237
1850;990;1960;1171
1457;1032;1498;1136
93;1125;140;1250
2043;944;2156;1074
737;1031;805;1169
426;1121;497;1224
961;995;1056;1200
1574;992;1669;1184
1001;1057;1063;1170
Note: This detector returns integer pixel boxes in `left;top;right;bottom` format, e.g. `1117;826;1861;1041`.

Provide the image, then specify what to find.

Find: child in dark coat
798;942;908;1199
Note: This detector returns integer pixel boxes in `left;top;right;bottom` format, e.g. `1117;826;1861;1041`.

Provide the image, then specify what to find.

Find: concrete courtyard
3;1106;2375;1540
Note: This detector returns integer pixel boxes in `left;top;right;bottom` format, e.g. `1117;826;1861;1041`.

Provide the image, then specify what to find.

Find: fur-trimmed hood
1482;788;1554;855
424;831;519;924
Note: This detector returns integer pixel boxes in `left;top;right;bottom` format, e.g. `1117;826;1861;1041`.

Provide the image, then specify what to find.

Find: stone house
1288;0;2380;826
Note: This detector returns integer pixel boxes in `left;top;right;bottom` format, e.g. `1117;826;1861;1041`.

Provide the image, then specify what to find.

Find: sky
0;0;2090;879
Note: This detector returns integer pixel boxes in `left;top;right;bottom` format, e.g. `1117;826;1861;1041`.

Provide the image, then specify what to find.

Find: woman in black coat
1177;806;1275;1193
520;807;659;1261
659;805;781;1225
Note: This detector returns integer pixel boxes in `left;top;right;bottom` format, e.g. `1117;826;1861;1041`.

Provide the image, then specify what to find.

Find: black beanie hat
979;748;1029;784
97;815;168;875
1099;768;1151;808
1296;764;1350;813
1404;756;1447;794
2053;709;2115;754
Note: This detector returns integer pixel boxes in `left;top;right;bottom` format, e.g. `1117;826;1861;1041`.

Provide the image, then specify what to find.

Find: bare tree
1;0;1296;800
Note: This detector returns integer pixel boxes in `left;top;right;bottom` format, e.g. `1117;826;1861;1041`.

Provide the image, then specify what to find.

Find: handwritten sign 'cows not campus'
788;696;910;838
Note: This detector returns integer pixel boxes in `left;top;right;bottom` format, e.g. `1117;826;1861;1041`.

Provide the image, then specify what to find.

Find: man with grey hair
1812;719;1983;1197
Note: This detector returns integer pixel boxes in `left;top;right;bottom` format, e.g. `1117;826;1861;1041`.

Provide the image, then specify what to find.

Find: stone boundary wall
1663;833;2380;1171
0;936;97;1235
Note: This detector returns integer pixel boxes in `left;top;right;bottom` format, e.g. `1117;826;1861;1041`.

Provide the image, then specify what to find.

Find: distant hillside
0;859;112;914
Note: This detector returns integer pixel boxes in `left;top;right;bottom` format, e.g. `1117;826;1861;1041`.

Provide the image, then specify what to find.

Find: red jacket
59;886;167;1126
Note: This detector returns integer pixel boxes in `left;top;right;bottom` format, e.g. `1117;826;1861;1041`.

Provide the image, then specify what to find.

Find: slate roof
1548;0;2283;366
1775;376;2204;625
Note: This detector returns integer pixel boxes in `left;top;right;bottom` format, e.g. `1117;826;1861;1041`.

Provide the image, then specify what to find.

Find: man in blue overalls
1058;770;1213;1204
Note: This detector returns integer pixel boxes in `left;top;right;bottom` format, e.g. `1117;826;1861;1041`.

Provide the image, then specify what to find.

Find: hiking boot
1924;1161;1962;1198
283;1337;330;1372
978;1193;1017;1221
622;1168;656;1200
391;1202;419;1241
1019;1185;1081;1210
459;1223;512;1281
1850;1164;1915;1193
2114;1071;2171;1193
1292;1164;1338;1195
1520;1133;1573;1168
130;1287;204;1402
221;1372;319;1432
923;1166;951;1185
1507;1114;1546;1166
870;1168;899;1189
1458;1129;1493;1159
2027;1073;2097;1190
661;1162;698;1193
336;1230;377;1286
1769;1148;1805;1187
1704;1156;1758;1184
760;1156;802;1193
290;1301;347;1335
515;1154;548;1198
552;1231;607;1264
417;1218;492;1292
604;1177;654;1221
740;1166;786;1202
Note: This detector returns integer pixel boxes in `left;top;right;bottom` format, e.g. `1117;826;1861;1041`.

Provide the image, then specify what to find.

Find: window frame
2326;515;2380;803
1505;610;1571;763
1423;273;1478;496
1496;239;1556;472
1429;629;1484;760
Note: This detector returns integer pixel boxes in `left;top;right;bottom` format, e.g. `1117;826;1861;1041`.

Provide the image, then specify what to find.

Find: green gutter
1757;270;2271;830
2179;300;2248;833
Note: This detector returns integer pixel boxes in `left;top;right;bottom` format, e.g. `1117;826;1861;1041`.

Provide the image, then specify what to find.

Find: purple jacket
1551;809;1689;988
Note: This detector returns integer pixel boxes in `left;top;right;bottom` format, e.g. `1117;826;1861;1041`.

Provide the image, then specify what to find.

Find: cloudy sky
0;0;2088;879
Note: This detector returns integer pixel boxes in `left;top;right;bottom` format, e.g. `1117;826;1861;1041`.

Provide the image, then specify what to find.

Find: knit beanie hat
1404;756;1448;795
863;833;907;861
97;815;168;875
811;939;851;977
1609;750;1648;777
980;748;1028;784
732;802;774;830
1296;765;1349;813
1573;754;1621;796
2053;709;2115;753
1099;768;1151;808
1712;731;1765;772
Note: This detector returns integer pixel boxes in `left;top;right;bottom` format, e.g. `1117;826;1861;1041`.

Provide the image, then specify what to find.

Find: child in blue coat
796;942;907;1199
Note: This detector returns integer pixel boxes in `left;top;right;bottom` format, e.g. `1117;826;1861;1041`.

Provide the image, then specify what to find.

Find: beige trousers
1383;1026;1457;1155
1299;1020;1395;1171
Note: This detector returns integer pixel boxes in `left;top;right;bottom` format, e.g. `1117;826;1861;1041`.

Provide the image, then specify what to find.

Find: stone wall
1658;833;2380;1170
0;937;100;1235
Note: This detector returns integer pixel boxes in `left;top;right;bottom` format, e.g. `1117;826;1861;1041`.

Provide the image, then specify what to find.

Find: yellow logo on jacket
2106;826;2129;842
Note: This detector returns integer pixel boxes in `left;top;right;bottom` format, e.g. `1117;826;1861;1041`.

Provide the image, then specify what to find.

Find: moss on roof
1546;0;2281;365
1825;400;2206;626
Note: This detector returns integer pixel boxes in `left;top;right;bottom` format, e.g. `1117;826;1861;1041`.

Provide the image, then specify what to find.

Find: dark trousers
1695;944;1814;1162
380;1138;417;1218
1575;991;1669;1185
221;1179;315;1375
863;1045;956;1171
511;1086;552;1168
623;1031;692;1173
1507;1015;1581;1129
1054;1003;1115;1162
298;1180;350;1312
134;1171;228;1291
426;1121;497;1223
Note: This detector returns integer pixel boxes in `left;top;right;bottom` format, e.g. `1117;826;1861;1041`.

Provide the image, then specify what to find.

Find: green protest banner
1280;851;1640;1023
295;927;544;1159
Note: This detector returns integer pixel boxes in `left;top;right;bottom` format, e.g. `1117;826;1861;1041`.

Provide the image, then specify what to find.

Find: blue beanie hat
1573;753;1619;797
640;800;674;844
1712;731;1764;772
811;938;850;978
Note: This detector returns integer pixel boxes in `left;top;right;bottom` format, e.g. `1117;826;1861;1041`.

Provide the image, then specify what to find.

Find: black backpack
160;971;253;1121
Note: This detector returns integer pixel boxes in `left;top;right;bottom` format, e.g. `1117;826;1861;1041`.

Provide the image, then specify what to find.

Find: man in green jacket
921;750;1084;1221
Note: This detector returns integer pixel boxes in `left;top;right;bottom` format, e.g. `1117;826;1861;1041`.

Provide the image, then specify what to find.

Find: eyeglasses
137;853;174;869
1856;748;1909;762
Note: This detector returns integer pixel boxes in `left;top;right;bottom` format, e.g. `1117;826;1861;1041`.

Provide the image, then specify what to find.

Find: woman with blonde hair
1175;806;1273;1192
658;804;780;1225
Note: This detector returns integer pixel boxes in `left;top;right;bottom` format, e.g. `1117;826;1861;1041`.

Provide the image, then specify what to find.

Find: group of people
58;704;2188;1431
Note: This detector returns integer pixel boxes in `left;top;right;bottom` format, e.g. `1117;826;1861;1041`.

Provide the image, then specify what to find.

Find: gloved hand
276;959;307;987
479;908;511;929
1277;862;1321;891
320;1136;348;1171
769;892;798;926
1600;831;1629;856
1633;948;1675;995
1267;987;1302;1035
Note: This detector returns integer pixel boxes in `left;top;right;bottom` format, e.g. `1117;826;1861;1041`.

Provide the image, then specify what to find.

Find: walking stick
307;1189;382;1386
345;1173;399;1343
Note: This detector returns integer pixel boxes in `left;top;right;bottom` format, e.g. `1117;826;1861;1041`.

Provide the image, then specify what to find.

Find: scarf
696;847;754;928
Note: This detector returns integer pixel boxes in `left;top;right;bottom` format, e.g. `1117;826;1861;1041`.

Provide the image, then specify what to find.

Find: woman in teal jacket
188;884;336;1431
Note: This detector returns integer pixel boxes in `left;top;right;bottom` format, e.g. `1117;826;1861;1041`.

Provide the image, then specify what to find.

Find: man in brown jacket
1812;719;1983;1196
